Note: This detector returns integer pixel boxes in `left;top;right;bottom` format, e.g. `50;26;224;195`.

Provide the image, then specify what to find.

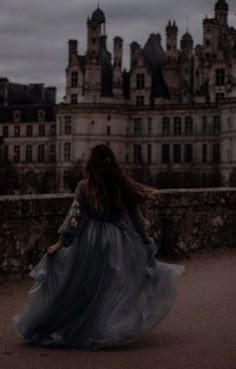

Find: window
136;74;145;90
38;124;45;136
174;117;182;136
202;144;207;163
134;118;142;136
71;71;78;88
14;126;21;137
64;143;71;162
216;69;225;86
147;144;152;164
136;95;144;106
3;146;9;162
216;93;224;101
49;144;56;162
185;116;193;136
71;94;78;104
162;144;170;164
173;144;181;163
38;144;45;163
213;115;221;135
13;110;21;123
148;117;152;136
212;143;220;163
184;144;193;163
50;124;56;136
162;117;170;136
133;144;142;163
65;116;72;135
38;110;45;122
14;145;20;163
202;116;208;135
26;125;33;137
26;145;33;163
3;126;8;137
107;126;111;135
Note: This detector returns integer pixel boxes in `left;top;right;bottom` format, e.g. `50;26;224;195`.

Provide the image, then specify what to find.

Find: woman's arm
132;206;151;243
47;238;64;254
48;181;85;254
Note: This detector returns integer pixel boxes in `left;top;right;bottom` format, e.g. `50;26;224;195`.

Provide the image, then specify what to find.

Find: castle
1;0;236;191
57;0;236;188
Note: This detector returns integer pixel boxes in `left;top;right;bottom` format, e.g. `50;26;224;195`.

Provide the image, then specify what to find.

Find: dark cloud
0;0;235;101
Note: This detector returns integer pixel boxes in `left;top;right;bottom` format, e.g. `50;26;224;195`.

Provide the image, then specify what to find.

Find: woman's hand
47;239;63;255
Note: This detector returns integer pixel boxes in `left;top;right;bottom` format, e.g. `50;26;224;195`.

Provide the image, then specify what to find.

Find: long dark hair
85;144;158;216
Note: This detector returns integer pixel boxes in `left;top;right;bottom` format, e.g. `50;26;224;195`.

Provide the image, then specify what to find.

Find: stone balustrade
0;188;236;274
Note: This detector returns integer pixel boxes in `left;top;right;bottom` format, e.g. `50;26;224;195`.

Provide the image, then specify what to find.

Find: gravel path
0;249;235;369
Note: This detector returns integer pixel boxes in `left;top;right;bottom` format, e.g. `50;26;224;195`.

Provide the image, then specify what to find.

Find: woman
12;144;184;349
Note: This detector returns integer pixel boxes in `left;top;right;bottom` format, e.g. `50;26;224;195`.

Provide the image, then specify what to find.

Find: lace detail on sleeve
57;180;86;241
69;200;81;228
132;206;151;243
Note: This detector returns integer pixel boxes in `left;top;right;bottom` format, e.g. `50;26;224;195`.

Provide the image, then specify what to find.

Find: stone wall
0;189;236;275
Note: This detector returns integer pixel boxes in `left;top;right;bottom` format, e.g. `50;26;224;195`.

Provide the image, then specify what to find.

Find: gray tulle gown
12;180;184;349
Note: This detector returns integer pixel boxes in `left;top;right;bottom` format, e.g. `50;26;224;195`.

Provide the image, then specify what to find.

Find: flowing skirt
12;218;184;349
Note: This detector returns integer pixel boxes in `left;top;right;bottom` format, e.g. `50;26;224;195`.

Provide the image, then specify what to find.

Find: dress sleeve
132;206;157;255
132;206;150;241
57;180;85;246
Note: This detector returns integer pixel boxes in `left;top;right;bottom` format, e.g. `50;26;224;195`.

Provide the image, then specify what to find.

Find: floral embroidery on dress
69;200;81;228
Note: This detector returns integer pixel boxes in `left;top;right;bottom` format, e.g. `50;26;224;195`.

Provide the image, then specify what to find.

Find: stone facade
57;0;236;189
0;189;235;275
0;79;57;186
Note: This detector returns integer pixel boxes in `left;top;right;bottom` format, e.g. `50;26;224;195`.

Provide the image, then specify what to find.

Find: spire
185;15;189;32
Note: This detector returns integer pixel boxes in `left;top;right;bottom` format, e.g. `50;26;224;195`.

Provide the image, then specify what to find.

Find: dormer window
71;71;78;88
136;74;145;90
216;69;225;86
13;110;21;123
38;110;45;122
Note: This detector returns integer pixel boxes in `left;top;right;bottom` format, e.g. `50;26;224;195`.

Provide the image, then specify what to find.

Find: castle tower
113;36;123;69
68;39;78;66
180;32;193;56
87;6;106;61
113;36;123;97
166;21;178;58
214;0;229;26
130;42;141;68
180;32;194;98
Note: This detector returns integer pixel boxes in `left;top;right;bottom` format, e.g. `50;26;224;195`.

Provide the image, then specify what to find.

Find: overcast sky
0;0;235;101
